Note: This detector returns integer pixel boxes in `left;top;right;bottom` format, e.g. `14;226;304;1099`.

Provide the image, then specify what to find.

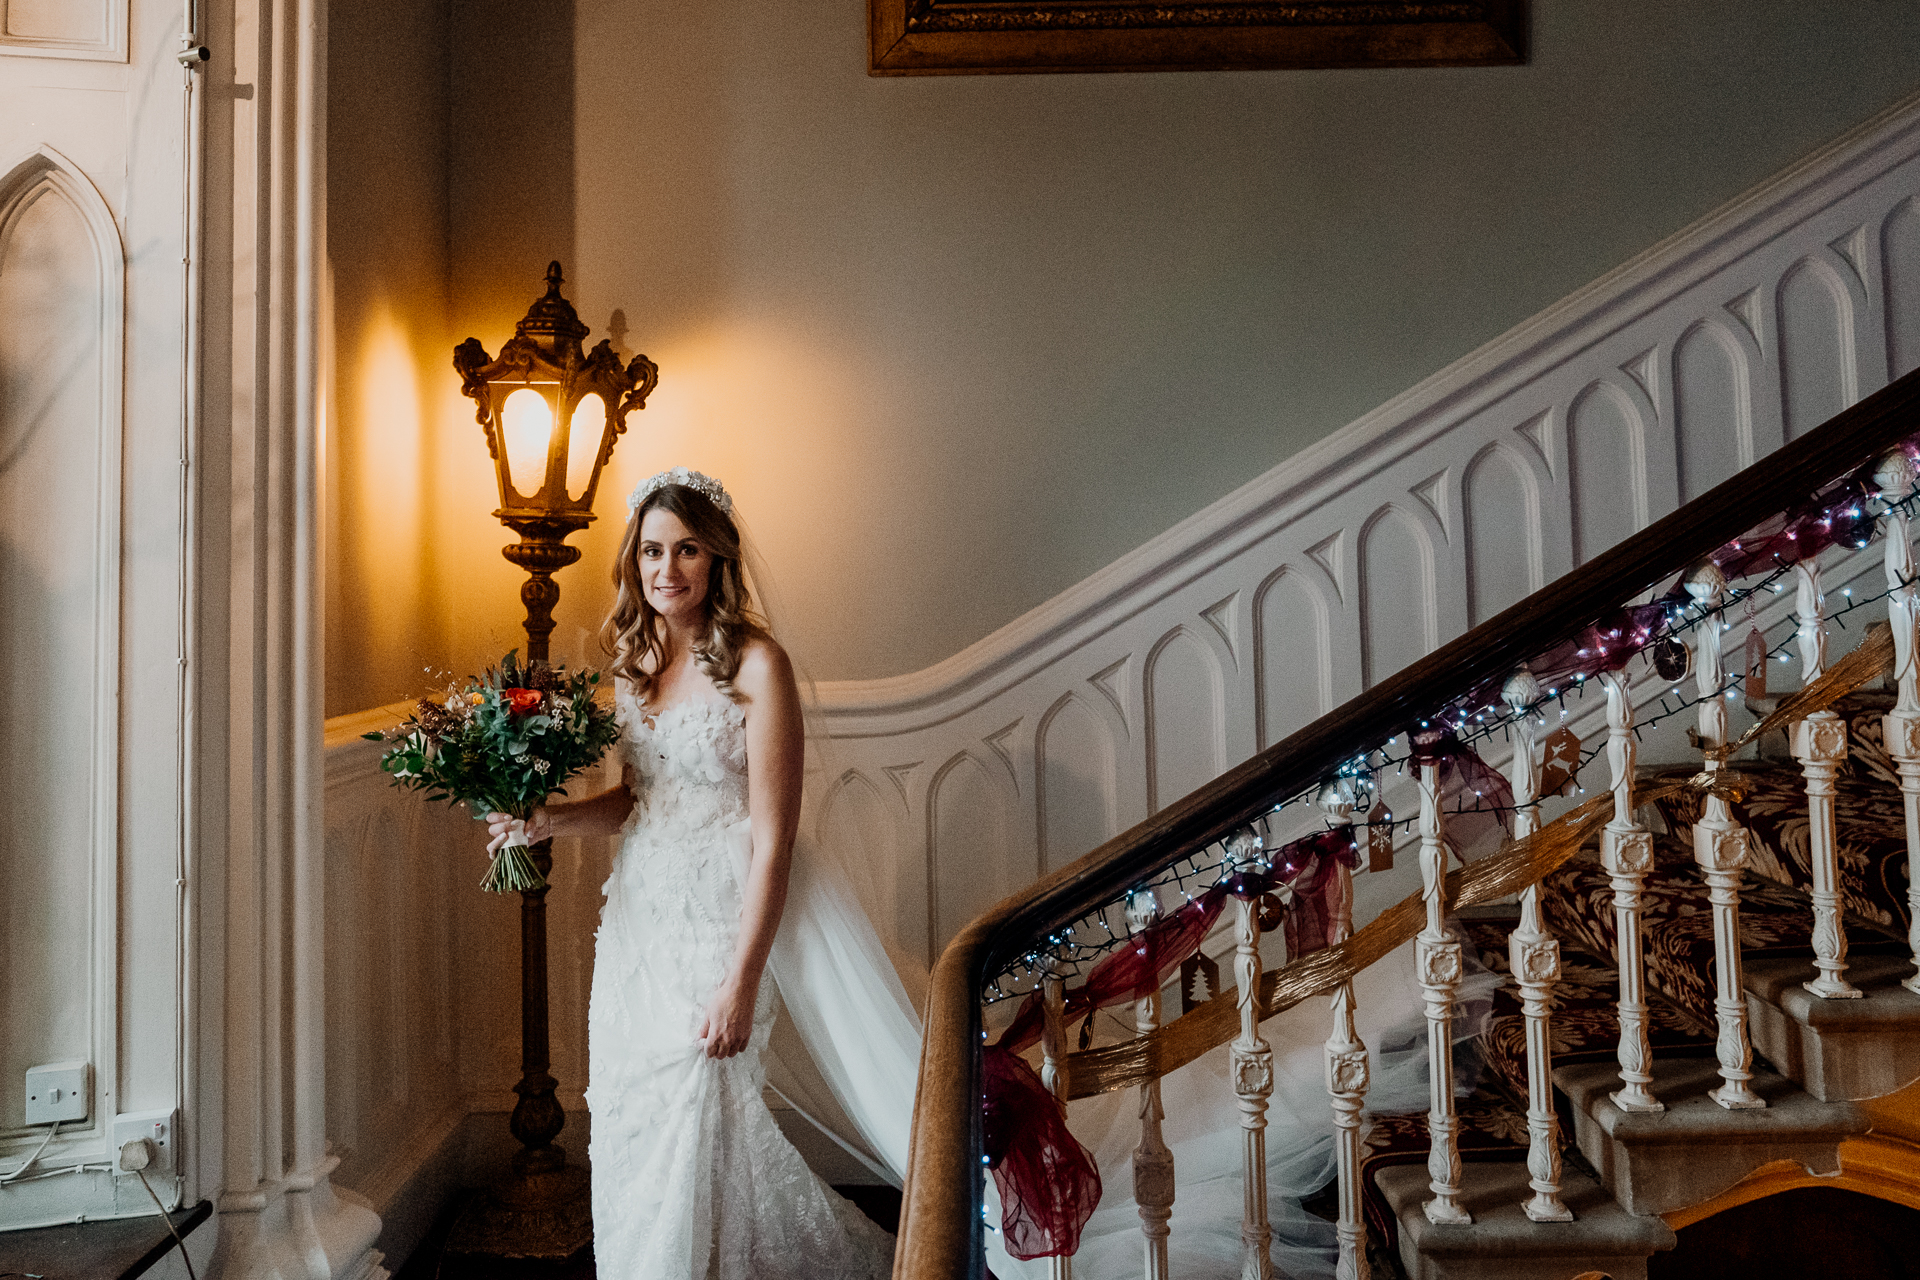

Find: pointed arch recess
1142;625;1227;814
1252;565;1331;751
1567;378;1648;565
1035;691;1120;875
0;143;124;1151
1357;503;1436;690
1462;442;1543;628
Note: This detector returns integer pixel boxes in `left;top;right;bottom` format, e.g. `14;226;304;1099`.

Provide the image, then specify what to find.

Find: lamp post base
442;1158;593;1272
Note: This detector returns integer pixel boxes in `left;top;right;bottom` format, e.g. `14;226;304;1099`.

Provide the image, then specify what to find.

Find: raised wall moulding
0;0;127;61
868;0;1524;75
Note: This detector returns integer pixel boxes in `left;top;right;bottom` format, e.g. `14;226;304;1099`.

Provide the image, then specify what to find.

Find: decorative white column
1874;452;1920;997
1316;781;1372;1280
1416;755;1471;1223
1041;948;1076;1280
1599;671;1664;1114
1127;889;1175;1280
1502;670;1573;1220
1686;565;1765;1110
1226;829;1276;1280
206;1;385;1276
1791;558;1862;1000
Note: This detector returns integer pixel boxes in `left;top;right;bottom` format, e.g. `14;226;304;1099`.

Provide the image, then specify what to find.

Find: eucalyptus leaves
366;651;622;892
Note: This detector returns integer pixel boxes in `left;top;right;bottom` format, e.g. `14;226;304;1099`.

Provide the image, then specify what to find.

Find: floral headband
627;466;733;515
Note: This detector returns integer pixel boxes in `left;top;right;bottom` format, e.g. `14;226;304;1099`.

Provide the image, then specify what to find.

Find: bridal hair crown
628;466;733;516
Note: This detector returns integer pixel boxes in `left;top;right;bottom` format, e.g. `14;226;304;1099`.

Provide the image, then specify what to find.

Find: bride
491;466;1493;1280
488;467;906;1279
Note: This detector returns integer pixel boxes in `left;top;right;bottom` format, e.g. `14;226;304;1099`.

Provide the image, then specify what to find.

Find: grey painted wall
327;0;1920;714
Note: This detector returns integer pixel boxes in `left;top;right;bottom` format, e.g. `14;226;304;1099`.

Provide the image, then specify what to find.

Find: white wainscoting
807;88;1920;971
320;719;469;1223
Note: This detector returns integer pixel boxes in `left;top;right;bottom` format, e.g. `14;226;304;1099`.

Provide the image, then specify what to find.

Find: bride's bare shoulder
734;634;794;692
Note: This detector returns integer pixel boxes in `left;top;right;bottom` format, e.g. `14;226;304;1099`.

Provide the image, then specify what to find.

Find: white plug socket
24;1061;90;1124
111;1110;177;1177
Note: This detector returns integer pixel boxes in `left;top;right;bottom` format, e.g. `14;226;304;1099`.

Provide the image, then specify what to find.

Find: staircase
895;370;1920;1280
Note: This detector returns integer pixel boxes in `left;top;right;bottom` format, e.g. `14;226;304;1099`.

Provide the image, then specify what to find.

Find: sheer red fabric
982;822;1378;1257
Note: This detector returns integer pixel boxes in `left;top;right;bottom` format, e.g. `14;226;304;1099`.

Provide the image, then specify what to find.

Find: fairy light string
982;472;1920;1002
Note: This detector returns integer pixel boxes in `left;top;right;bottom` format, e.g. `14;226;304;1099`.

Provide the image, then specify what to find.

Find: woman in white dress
488;468;899;1280
491;468;1497;1280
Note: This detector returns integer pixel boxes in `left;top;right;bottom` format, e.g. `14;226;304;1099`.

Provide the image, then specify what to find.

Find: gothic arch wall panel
1144;628;1226;813
1036;693;1118;874
1463;445;1540;627
819;769;913;953
1886;198;1920;382
1673;321;1751;503
1359;508;1433;689
0;157;118;1140
1777;258;1856;439
1568;381;1643;566
927;752;1018;956
1254;568;1330;749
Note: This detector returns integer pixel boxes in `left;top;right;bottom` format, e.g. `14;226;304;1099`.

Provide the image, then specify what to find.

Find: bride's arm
485;773;635;850
698;636;804;1059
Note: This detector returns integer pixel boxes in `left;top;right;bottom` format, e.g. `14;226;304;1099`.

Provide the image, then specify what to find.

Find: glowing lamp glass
566;393;605;500
501;387;555;499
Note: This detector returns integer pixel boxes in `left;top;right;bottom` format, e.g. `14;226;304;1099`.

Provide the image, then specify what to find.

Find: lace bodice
618;692;751;835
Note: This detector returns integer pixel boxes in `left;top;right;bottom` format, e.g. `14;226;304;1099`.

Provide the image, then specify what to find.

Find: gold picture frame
869;0;1524;76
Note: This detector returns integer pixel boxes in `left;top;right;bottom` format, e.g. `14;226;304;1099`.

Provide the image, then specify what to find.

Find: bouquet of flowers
365;651;622;893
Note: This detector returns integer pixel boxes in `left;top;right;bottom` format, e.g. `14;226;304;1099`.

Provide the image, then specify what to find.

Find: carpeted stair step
1744;953;1920;1101
1555;1057;1867;1217
1373;1161;1673;1280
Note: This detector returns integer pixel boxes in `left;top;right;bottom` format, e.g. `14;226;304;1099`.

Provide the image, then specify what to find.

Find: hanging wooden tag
1744;627;1768;699
1538;725;1582;797
1365;799;1394;871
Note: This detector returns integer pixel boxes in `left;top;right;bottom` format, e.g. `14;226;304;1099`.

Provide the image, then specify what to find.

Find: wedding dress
585;692;899;1279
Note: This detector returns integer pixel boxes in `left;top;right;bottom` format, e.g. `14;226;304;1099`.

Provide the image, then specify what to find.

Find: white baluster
1317;781;1372;1280
1599;670;1665;1113
1502;669;1574;1219
1875;452;1920;997
1415;751;1471;1223
1686;565;1766;1109
1792;558;1862;1000
1127;889;1175;1280
1226;829;1275;1280
1041;947;1076;1280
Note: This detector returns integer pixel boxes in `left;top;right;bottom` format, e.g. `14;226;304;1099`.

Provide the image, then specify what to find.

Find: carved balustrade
895;371;1920;1280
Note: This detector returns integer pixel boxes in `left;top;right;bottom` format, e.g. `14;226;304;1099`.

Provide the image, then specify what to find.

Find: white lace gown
586;695;897;1280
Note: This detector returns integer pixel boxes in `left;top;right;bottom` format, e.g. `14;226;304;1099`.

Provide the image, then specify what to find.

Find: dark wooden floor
400;1186;901;1279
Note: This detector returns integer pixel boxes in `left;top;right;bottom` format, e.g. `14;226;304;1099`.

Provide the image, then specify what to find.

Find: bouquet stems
481;810;550;893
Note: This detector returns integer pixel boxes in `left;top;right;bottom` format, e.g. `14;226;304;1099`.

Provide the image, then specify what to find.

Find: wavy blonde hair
601;483;770;703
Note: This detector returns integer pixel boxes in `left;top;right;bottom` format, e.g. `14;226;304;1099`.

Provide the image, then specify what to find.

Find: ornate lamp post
446;262;657;1263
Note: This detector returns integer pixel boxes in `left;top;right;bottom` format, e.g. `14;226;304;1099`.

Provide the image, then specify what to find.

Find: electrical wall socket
112;1110;177;1177
24;1061;90;1124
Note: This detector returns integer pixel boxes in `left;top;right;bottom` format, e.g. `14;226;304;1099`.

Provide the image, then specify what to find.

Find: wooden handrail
893;366;1920;1280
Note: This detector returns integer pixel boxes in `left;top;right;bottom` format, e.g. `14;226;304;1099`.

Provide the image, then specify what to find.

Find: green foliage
364;650;623;892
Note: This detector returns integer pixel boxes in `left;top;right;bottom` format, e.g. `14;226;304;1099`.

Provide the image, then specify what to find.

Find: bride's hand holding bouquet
366;650;622;892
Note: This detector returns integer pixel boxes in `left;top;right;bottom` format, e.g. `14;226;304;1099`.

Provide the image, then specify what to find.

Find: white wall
318;2;1920;717
804;90;1920;968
